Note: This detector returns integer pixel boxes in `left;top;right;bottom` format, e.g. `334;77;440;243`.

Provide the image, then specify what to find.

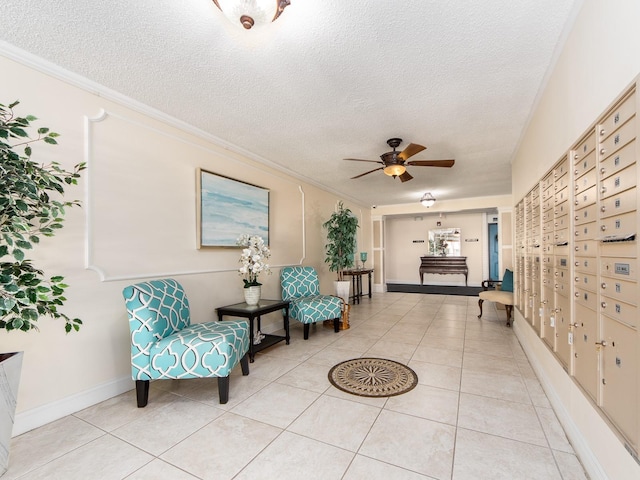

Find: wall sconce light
420;192;436;207
212;0;291;29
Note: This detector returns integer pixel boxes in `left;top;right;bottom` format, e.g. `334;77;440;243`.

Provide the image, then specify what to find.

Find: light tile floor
6;293;590;479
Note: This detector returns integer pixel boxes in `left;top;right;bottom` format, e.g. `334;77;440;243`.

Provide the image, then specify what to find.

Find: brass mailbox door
540;285;555;338
555;294;572;369
600;317;638;449
573;303;599;402
542;293;557;350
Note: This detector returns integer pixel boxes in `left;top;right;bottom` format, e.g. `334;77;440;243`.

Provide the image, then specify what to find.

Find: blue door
488;223;499;280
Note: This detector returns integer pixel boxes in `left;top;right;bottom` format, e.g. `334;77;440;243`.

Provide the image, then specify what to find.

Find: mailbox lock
595;341;608;347
601;301;607;309
601;282;607;290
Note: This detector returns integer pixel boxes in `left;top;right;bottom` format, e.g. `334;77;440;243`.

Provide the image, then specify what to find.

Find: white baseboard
13;376;134;437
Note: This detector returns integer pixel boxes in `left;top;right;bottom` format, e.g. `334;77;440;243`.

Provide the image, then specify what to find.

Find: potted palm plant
0;100;84;476
322;201;359;302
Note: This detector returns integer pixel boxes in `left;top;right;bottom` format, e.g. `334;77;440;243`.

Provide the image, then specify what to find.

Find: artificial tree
322;201;359;281
0;100;85;333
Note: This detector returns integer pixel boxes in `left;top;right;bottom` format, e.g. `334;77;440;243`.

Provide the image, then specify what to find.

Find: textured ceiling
0;0;581;207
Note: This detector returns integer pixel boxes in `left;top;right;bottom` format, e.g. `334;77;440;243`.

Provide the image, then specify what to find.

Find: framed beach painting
197;169;269;248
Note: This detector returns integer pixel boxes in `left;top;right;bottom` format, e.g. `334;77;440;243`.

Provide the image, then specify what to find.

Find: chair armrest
481;280;503;291
330;295;346;309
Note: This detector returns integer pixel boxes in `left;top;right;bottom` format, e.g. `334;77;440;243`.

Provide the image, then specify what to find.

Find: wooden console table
341;268;373;304
419;256;468;286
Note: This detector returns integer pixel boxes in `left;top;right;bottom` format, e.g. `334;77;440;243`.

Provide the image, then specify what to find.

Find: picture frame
197;168;269;248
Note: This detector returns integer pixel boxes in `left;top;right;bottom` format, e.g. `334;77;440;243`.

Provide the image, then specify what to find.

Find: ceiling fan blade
351;167;384;179
406;159;455;168
344;158;381;163
397;143;426;161
398;171;413;182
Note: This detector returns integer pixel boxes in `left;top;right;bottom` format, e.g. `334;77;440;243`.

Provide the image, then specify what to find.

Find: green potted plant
322;201;359;301
0;100;84;475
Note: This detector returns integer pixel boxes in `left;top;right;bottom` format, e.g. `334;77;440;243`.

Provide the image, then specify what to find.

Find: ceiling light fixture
420;192;436;207
212;0;291;29
383;164;406;177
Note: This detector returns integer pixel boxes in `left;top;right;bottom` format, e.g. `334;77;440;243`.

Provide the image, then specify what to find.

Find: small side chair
478;269;515;326
122;278;250;406
280;266;343;339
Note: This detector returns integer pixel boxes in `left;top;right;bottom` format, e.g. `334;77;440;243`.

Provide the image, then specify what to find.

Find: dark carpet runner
386;283;483;296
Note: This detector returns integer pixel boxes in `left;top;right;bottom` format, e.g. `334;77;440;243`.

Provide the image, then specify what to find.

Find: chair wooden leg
333;318;339;332
241;353;249;376
136;380;149;408
505;305;513;327
303;323;310;340
477;299;484;319
218;376;230;404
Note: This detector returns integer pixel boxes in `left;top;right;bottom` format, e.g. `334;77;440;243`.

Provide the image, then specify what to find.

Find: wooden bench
477;280;514;326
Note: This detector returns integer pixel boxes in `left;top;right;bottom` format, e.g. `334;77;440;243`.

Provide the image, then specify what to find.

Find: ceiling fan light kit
383;164;406;176
212;0;291;29
420;192;436;207
344;138;454;183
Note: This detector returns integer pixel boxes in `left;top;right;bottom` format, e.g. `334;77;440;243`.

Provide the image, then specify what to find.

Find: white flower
236;235;271;287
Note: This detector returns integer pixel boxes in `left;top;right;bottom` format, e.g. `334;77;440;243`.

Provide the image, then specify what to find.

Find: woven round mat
328;357;418;397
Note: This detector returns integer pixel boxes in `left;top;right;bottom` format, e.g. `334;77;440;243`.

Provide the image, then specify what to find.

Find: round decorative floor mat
328;357;418;397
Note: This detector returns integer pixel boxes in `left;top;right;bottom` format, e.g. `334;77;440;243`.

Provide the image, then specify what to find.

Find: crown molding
0;41;365;208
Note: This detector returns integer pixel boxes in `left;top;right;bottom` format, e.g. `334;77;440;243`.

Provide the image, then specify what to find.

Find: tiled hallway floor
7;293;589;479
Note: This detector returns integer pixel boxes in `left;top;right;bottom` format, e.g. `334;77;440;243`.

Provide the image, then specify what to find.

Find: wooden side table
216;299;290;362
341;268;373;304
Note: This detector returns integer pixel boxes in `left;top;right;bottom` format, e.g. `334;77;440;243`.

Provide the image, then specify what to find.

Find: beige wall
0;54;370;434
512;0;640;478
385;212;485;286
374;195;512;288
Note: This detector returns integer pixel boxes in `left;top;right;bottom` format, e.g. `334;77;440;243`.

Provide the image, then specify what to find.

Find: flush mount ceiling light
420;192;436;207
383;164;406;177
212;0;291;29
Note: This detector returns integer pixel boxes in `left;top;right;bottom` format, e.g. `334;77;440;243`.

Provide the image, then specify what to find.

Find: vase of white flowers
243;285;261;306
237;234;271;306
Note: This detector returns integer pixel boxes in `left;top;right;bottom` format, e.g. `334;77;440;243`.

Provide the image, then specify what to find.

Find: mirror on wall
428;228;461;256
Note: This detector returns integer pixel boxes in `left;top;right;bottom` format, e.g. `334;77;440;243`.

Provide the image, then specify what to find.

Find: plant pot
244;285;261;306
1;352;23;477
334;280;350;304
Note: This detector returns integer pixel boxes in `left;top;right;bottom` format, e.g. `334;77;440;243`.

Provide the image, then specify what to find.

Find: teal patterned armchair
122;279;250;406
280;266;343;339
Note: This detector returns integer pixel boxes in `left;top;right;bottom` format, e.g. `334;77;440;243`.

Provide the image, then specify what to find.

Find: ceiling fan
344;138;455;182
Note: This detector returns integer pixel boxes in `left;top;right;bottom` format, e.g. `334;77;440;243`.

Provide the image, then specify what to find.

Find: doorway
488;223;499;280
